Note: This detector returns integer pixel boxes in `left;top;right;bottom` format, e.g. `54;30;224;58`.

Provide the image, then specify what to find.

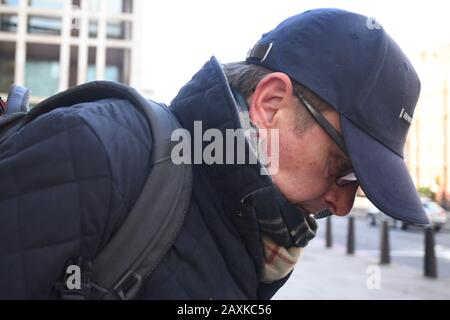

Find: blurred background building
0;0;143;104
407;47;450;208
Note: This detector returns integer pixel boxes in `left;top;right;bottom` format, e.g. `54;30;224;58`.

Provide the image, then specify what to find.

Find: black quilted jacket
0;57;291;299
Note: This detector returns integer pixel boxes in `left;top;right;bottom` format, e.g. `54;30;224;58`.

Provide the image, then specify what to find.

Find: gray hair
222;62;331;132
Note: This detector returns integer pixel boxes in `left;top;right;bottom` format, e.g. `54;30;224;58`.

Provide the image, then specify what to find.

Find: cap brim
341;116;429;225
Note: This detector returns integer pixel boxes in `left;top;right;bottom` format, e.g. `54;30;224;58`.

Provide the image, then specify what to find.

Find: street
273;211;450;299
316;214;450;278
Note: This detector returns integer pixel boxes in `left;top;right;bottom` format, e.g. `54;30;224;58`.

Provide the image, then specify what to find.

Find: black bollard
380;220;390;265
326;216;333;248
424;226;438;278
347;216;355;255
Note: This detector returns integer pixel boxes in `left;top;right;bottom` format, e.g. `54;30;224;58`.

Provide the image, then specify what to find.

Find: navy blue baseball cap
246;8;429;224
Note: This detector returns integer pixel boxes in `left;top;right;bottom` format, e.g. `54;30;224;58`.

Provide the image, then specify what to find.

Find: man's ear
248;72;294;129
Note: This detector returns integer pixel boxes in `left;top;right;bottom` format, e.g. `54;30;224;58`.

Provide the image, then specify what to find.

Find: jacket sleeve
0;98;152;299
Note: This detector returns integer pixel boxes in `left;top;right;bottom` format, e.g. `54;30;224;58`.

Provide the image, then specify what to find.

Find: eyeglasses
296;93;358;187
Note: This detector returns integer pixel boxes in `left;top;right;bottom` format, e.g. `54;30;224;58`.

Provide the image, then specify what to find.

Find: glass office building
0;0;142;103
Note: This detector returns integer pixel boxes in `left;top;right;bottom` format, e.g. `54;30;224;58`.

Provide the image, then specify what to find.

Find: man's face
272;102;359;216
249;73;359;217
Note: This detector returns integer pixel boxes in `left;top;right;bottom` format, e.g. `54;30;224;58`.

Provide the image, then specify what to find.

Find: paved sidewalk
273;239;450;300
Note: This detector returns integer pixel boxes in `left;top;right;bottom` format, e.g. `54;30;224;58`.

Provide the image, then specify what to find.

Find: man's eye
338;160;353;176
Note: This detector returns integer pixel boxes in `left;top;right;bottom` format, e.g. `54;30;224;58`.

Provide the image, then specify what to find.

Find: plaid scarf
243;184;318;283
246;185;318;248
261;236;302;283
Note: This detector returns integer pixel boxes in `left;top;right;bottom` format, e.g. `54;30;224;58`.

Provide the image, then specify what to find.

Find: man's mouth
313;209;334;219
296;204;334;219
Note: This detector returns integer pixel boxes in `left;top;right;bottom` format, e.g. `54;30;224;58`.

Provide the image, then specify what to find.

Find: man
0;8;427;299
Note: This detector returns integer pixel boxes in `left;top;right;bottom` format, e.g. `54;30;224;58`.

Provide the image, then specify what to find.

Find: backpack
0;81;193;300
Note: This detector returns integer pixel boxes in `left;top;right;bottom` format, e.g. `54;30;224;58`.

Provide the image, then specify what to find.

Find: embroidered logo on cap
399;108;413;125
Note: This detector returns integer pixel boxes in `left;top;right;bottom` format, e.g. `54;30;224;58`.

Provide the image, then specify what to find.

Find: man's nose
323;183;359;216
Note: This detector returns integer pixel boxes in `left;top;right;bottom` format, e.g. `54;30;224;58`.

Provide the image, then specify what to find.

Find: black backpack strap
89;98;192;300
33;81;191;300
22;81;155;126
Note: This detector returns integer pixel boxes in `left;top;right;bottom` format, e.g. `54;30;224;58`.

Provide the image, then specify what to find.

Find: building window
1;0;19;6
28;15;62;35
107;20;132;40
106;47;130;84
88;19;97;38
71;18;79;37
25;43;60;97
28;0;64;10
122;0;132;13
0;41;15;93
71;0;80;9
107;0;133;14
0;13;18;33
87;46;96;81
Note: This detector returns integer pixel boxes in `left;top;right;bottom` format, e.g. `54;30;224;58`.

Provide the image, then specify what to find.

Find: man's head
224;62;359;216
225;8;429;224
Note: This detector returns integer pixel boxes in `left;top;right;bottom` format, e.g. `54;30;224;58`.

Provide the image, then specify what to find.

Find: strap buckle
113;271;142;300
246;42;273;63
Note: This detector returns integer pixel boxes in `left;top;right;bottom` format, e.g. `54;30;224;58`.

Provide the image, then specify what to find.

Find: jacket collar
170;56;272;212
170;56;317;249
